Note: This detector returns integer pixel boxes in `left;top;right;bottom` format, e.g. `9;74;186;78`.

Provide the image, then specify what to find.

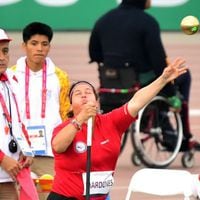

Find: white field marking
190;109;200;116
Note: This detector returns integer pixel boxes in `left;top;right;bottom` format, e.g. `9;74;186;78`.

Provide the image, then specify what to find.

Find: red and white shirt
51;104;136;199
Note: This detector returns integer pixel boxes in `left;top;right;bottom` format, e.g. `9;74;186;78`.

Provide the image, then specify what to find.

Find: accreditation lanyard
0;81;21;134
25;62;47;119
0;80;33;154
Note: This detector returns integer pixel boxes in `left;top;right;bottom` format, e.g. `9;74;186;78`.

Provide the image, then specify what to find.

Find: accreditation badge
27;125;47;156
15;132;34;157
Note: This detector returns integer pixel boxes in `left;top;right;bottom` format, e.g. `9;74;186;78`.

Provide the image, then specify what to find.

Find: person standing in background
88;0;199;150
11;22;70;199
0;28;36;200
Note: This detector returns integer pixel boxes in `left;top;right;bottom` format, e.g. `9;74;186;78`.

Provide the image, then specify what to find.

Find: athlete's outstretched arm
127;57;187;117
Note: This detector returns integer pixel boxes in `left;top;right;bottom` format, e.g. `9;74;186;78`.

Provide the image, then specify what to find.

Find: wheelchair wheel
131;152;142;166
181;151;194;168
131;96;183;168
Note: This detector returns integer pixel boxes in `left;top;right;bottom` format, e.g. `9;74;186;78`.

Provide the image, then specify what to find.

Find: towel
17;167;39;200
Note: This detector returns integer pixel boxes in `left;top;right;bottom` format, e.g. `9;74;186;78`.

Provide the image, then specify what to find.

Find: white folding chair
125;168;199;200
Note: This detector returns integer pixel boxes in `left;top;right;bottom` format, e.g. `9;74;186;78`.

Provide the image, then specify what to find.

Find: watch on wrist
71;118;82;131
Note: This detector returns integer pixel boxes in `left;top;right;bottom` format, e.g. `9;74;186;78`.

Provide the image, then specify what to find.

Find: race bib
82;171;114;195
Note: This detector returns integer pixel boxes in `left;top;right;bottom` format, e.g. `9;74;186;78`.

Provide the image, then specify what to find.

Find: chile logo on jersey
75;141;87;153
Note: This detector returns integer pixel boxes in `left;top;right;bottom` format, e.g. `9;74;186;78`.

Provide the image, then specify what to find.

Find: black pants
47;192;77;200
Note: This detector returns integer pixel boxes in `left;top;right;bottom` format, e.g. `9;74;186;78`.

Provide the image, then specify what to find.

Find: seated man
88;0;199;150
